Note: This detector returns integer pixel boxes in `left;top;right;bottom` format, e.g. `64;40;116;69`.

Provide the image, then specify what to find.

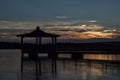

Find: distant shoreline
0;41;119;52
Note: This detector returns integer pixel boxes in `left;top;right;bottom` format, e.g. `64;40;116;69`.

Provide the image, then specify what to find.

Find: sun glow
66;31;117;40
78;31;116;39
0;20;119;41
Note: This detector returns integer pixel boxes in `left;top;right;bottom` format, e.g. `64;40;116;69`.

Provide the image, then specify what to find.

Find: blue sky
0;0;120;42
1;0;120;22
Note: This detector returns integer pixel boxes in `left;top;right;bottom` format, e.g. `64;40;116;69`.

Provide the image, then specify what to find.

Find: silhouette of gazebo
17;26;60;73
17;26;59;45
17;26;60;58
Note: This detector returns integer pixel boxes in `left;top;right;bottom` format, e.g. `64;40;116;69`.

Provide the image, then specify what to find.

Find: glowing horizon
0;20;119;42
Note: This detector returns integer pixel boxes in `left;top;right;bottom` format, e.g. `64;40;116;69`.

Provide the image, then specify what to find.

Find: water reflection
0;50;120;80
22;58;120;80
84;54;120;61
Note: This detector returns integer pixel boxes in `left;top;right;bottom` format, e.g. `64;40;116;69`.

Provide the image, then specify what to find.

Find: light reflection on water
0;50;120;80
84;54;120;61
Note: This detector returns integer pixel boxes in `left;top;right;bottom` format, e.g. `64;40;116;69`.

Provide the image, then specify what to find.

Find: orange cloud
59;30;119;40
0;20;120;41
76;31;118;39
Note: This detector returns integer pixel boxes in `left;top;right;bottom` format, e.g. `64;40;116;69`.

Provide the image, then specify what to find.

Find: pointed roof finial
36;26;40;30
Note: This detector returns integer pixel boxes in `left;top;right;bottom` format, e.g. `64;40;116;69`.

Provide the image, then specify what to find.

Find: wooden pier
16;26;120;80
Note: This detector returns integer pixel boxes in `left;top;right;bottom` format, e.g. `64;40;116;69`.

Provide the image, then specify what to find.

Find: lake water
0;50;120;80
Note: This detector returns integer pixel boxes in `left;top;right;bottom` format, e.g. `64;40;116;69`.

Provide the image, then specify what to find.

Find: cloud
89;20;97;23
47;24;104;32
60;31;119;40
0;20;119;41
0;20;44;29
79;31;115;39
103;29;120;34
56;16;69;19
0;21;44;41
48;24;120;40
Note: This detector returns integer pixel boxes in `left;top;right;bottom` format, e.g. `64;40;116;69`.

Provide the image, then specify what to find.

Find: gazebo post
21;36;24;53
21;37;24;73
39;37;41;45
55;37;57;45
52;37;54;44
36;37;39;45
35;37;39;77
48;37;55;58
54;37;57;74
51;37;57;75
38;37;42;75
36;37;39;57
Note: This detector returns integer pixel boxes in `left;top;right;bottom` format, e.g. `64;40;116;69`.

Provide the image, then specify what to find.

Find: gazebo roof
16;26;60;38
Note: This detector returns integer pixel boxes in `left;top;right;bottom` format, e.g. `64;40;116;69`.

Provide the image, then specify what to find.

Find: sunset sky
0;0;120;42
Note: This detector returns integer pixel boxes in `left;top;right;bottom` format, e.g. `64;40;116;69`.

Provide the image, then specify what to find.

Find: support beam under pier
71;53;83;59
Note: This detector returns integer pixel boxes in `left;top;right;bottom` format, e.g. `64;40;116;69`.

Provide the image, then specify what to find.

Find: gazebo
17;26;60;73
17;26;60;58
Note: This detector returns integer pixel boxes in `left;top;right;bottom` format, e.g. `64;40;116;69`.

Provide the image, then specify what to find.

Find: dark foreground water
0;50;120;80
